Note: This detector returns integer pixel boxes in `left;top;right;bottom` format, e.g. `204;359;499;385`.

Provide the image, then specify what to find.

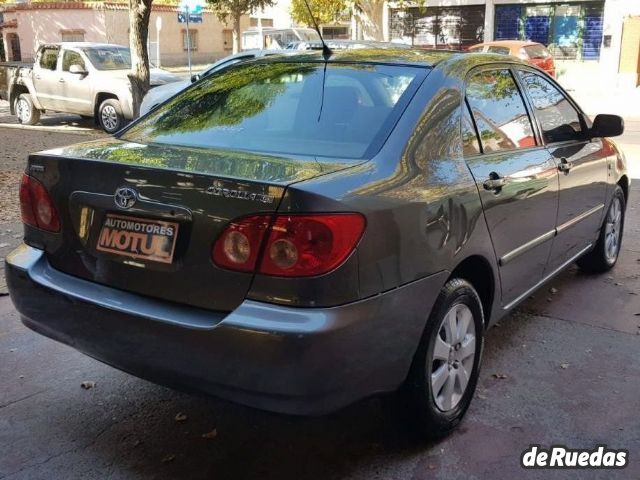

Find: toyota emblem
114;187;137;209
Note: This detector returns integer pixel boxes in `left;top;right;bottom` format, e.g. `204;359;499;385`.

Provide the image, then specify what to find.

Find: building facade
385;0;640;87
0;2;254;66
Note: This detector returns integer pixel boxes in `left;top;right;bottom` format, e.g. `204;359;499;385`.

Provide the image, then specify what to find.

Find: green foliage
290;0;348;26
206;0;274;23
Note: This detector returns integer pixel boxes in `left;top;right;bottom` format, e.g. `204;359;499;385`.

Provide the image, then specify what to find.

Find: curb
0;123;100;135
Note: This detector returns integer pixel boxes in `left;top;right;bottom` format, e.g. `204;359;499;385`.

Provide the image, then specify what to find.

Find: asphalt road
0;123;639;480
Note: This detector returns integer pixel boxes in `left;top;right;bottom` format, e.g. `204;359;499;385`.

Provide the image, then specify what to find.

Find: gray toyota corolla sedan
6;49;629;439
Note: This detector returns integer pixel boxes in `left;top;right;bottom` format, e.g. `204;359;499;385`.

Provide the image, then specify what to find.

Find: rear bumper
6;244;446;415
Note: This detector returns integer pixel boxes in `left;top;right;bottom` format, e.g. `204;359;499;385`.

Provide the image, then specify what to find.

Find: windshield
122;61;425;159
83;47;131;70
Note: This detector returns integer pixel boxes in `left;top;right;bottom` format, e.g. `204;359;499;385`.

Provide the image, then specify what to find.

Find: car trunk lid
27;138;363;312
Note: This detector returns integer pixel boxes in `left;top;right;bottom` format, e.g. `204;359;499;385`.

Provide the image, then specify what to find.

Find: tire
392;278;484;441
577;185;626;273
98;98;125;134
15;93;40;126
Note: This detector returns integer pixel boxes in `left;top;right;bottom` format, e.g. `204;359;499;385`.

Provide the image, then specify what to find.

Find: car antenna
301;0;332;60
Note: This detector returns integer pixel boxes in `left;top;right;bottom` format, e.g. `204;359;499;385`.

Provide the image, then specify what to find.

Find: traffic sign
177;12;203;23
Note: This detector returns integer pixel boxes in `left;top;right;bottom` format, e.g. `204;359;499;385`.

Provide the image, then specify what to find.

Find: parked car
139;50;287;117
0;42;181;133
6;49;628;439
468;40;556;77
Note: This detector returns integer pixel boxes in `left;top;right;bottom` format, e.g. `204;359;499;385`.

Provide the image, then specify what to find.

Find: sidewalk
556;60;640;121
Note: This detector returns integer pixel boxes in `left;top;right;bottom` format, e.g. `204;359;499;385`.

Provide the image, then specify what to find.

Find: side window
517;70;582;143
39;47;60;71
487;46;510;55
62;50;85;72
462;99;481;156
466;69;536;153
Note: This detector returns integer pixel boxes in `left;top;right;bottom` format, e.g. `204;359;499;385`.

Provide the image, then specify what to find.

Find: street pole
186;5;192;78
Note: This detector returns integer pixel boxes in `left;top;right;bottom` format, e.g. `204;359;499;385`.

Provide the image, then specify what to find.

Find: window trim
461;63;541;157
182;29;198;51
513;65;590;147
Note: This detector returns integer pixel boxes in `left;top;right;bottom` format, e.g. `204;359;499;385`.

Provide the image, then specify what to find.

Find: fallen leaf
560;363;570;369
161;454;176;463
80;381;96;390
492;373;507;380
549;287;558;294
201;429;218;439
174;412;188;422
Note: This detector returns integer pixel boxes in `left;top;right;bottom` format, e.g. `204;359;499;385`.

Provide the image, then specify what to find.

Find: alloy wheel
430;303;476;412
101;105;119;131
604;196;622;263
16;98;30;123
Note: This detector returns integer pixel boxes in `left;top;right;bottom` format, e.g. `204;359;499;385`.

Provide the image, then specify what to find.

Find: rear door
463;66;559;307
33;46;62;110
516;68;608;272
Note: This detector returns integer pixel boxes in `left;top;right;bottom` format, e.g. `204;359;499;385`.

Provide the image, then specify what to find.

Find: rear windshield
122;61;426;159
83;47;131;70
524;45;550;59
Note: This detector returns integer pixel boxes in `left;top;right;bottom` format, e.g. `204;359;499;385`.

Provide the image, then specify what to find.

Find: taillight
19;173;60;232
212;213;366;277
211;215;271;272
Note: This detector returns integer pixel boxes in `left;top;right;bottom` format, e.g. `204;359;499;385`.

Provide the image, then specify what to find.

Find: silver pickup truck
0;42;180;133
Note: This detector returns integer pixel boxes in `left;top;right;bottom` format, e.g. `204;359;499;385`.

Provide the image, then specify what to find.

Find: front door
59;49;93;115
516;69;608;272
464;67;559;307
33;46;61;110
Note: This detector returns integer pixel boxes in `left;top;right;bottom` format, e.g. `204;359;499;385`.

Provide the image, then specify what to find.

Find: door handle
483;172;506;192
558;157;573;173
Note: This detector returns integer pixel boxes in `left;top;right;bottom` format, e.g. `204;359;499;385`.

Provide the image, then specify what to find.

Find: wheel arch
9;84;30;115
448;254;496;328
617;175;629;204
94;92;120;118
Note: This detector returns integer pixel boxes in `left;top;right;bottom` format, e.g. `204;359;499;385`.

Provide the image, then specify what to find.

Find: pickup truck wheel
98;99;124;133
15;94;40;126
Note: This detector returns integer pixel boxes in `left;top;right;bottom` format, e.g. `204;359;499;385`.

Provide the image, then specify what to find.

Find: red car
468;40;556;77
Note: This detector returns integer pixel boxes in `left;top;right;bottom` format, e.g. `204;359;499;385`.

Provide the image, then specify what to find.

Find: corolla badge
114;187;138;209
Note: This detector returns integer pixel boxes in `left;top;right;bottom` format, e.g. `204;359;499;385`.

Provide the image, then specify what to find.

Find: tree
128;0;153;117
207;0;275;54
290;0;347;26
290;0;423;42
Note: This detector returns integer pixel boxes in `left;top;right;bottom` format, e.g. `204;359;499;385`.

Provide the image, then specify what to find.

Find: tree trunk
128;0;152;118
355;0;384;41
232;12;241;54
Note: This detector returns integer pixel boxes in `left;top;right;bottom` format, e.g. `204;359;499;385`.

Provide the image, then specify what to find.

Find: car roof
471;40;541;48
42;42;128;49
255;48;455;68
251;47;529;71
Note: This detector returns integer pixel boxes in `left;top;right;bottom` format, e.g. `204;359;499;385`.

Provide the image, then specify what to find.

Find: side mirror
590;114;624;138
69;64;87;75
191;73;201;83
